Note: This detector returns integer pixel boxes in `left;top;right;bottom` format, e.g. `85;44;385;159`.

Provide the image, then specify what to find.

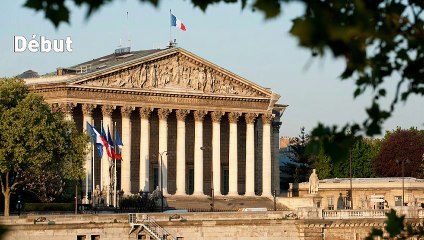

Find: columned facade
139;107;153;192
175;109;189;195
101;105;114;205
30;47;287;201
82;104;96;204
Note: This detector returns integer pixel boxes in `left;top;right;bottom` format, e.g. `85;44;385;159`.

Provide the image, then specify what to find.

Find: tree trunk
3;190;10;217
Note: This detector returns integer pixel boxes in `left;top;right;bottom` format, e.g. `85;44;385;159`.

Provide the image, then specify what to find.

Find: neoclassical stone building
25;47;287;205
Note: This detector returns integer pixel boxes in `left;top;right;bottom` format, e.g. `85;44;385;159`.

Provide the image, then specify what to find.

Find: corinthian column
175;109;189;195
211;111;224;196
158;108;171;195
121;106;134;195
245;113;258;196
228;112;241;196
139;107;153;192
101;105;115;205
82;104;96;204
193;110;207;196
59;102;76;121
262;113;273;197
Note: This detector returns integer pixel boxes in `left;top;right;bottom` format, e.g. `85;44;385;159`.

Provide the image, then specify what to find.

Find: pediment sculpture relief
77;56;264;97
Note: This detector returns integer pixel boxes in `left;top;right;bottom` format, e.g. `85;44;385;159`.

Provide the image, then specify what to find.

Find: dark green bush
24;203;74;211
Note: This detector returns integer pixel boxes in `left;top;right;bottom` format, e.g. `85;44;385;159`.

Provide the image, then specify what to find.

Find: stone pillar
262;113;273;197
158;108;171;195
175;109;189;195
59;102;76;121
193;110;207;196
139;107;153;193
272;121;282;196
245;113;258;196
228;112;241;196
101;105;115;205
121;106;134;195
211;111;224;196
82;104;96;204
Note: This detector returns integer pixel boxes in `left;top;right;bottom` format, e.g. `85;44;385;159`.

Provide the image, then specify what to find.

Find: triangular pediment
70;48;272;98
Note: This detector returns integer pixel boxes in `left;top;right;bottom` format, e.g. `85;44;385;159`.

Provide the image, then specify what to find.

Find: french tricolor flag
171;12;186;31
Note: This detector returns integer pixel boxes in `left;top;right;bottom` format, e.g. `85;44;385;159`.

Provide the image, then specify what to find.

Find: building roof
68;49;164;72
23;48;169;85
16;70;40;79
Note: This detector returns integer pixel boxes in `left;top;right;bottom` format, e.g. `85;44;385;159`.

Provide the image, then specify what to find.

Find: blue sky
1;0;422;137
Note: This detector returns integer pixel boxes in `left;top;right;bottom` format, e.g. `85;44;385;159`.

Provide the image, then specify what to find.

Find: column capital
228;112;241;123
262;113;273;124
245;113;258;124
50;103;61;113
82;104;96;116
139;107;153;119
176;109;190;121
194;110;207;122
211;111;224;123
158;108;171;120
59;102;76;115
101;105;115;117
272;121;282;131
121;106;135;118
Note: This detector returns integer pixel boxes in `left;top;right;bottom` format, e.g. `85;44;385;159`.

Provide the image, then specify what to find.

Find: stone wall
0;212;408;240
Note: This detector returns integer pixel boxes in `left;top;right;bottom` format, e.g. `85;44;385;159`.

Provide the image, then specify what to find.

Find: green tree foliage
309;147;332;179
373;128;424;177
280;127;311;187
0;78;86;216
367;209;424;239
309;137;380;179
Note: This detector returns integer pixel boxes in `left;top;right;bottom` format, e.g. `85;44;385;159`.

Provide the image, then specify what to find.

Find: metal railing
128;213;175;240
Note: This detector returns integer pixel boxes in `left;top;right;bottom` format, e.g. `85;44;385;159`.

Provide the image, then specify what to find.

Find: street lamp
346;128;353;209
200;146;214;212
396;159;410;206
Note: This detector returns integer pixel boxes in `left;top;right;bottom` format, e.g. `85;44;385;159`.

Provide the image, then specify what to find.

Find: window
395;196;402;207
77;236;86;240
91;236;100;240
327;197;334;210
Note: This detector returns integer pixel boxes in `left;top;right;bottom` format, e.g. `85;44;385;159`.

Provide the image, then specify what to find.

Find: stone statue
150;186;168;208
308;169;319;195
93;185;101;206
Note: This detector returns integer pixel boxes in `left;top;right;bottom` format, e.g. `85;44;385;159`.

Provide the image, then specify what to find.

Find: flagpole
92;120;95;207
114;121;117;208
100;120;103;193
169;9;172;45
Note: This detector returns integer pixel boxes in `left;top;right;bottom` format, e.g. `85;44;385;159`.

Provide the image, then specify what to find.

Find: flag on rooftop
171;12;186;31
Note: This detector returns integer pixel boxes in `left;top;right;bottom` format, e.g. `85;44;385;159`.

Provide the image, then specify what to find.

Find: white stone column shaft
262;114;273;197
158;109;171;195
228;112;241;196
211;111;224;196
121;106;133;195
139;108;153;192
193;110;207;196
82;104;95;204
101;105;114;205
245;113;257;196
175;110;189;195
